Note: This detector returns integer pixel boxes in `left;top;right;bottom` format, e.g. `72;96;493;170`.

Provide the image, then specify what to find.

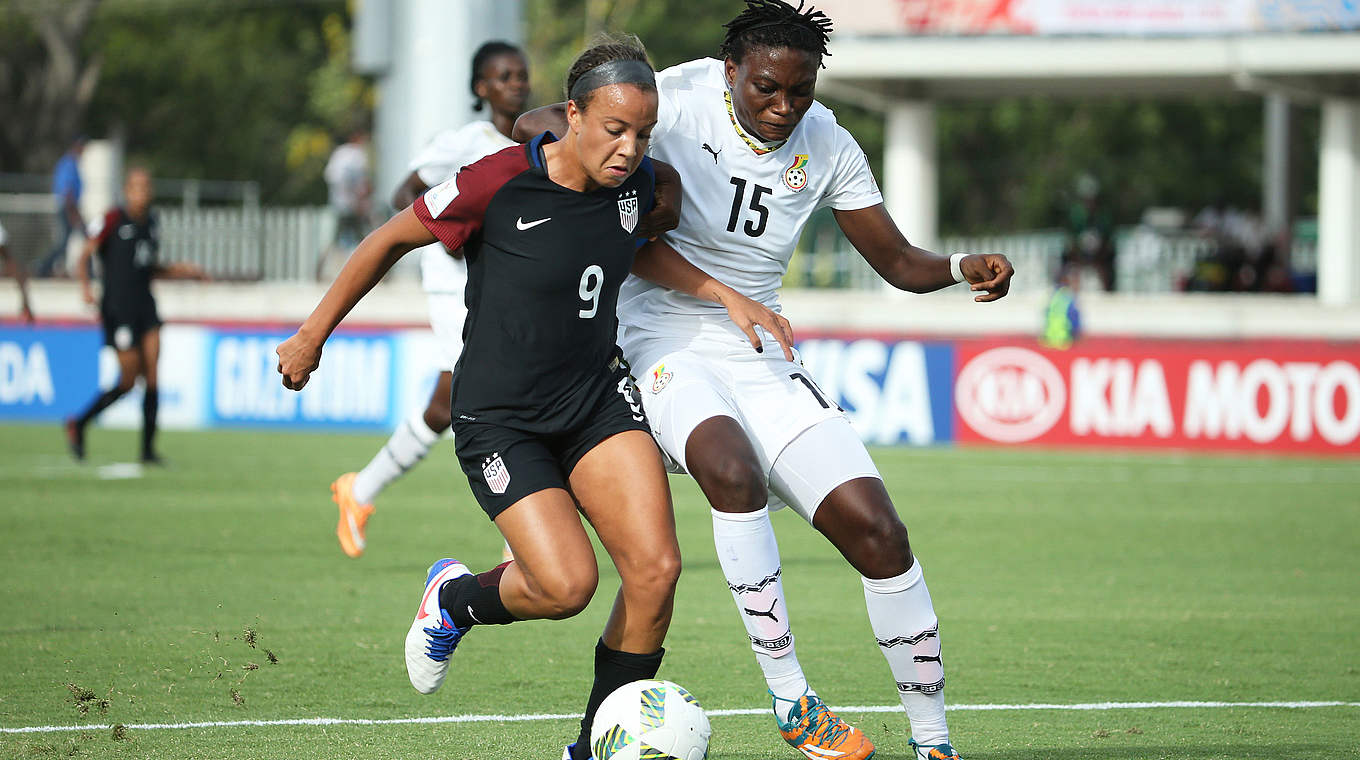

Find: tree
0;0;103;172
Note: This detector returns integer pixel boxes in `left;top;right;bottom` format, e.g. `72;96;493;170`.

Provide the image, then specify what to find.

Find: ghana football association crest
651;363;673;393
782;154;810;192
617;188;640;234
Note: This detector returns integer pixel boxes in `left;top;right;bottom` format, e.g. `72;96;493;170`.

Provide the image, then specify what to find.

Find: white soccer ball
590;679;711;760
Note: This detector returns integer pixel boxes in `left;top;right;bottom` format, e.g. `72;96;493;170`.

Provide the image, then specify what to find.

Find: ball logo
782;154;809;192
955;347;1066;442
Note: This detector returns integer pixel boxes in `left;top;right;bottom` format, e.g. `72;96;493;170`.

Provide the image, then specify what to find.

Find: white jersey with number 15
617;57;882;327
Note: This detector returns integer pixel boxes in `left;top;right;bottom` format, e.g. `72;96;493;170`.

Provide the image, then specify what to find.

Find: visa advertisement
2;322;1357;454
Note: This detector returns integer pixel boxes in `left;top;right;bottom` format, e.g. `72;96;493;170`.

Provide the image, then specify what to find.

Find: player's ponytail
564;34;654;111
470;40;524;112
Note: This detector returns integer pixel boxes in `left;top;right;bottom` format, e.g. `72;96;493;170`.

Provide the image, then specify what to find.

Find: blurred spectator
0;218;35;322
321;128;372;273
35;136;88;277
1040;265;1081;350
1187;200;1274;292
1061;174;1116;291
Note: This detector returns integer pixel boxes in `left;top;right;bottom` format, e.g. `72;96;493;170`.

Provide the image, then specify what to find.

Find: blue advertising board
796;337;955;445
207;328;399;431
0;325;102;421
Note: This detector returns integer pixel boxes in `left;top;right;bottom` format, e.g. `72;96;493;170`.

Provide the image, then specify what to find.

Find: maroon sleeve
92;209;119;248
413;145;528;252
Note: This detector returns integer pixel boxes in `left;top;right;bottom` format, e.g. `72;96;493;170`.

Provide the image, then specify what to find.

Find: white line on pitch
3;701;1357;735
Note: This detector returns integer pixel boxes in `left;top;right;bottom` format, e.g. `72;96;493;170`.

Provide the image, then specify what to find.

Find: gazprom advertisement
3;322;1356;454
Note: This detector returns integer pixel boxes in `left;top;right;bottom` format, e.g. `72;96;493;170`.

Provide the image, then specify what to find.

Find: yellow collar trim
725;91;786;156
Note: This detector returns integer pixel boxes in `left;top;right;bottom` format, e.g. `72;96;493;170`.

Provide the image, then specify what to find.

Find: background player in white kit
329;42;531;559
518;3;1015;759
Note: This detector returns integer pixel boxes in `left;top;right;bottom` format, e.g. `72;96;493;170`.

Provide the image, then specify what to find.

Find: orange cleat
500;540;515;564
776;693;875;760
331;472;374;558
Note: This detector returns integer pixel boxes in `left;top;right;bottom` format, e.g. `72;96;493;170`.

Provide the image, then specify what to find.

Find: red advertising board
954;338;1360;454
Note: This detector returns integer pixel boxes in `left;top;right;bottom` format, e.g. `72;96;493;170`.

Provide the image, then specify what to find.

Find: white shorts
622;320;880;520
426;292;467;372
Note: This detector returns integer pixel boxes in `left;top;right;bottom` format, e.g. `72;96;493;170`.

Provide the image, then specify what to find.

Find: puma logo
742;598;779;623
701;143;721;164
913;654;942;664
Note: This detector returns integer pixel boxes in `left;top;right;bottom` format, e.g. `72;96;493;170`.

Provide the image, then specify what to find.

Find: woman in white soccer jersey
517;3;1015;759
329;42;531;559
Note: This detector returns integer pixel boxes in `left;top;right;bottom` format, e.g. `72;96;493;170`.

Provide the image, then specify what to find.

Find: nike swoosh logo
516;216;551;230
415;565;456;620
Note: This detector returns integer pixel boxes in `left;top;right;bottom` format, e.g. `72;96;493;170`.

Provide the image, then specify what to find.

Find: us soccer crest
782;154;810;192
482;452;511;495
617;189;639;234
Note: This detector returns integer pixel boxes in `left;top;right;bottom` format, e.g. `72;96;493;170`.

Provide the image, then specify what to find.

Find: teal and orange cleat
909;738;961;760
775;692;875;759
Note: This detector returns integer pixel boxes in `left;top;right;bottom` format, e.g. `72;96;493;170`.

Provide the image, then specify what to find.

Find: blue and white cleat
909;738;961;760
404;558;472;694
562;742;592;760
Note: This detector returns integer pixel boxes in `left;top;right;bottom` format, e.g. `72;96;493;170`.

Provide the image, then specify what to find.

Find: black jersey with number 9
414;131;655;432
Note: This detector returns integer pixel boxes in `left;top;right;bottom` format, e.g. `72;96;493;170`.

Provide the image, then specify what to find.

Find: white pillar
1263;94;1291;239
884;100;938;252
1318;98;1360;306
361;0;522;210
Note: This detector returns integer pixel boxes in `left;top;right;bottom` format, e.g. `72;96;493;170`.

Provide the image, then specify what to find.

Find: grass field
0;423;1356;759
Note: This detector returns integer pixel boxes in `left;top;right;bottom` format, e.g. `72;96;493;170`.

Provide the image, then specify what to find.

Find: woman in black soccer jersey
276;39;792;760
65;167;207;464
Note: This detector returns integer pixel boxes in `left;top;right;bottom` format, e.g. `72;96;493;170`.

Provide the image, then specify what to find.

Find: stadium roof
819;32;1360;100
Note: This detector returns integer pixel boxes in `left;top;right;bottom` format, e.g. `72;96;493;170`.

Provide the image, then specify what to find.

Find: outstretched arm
834;204;1014;302
632;237;794;359
391;170;429;210
276;207;435;390
0;245;33;322
75;237;98;306
512;104;567;142
154;261;211;282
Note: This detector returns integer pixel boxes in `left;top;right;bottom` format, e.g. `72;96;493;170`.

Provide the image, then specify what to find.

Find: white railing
159;206;336;282
792;225;1318;294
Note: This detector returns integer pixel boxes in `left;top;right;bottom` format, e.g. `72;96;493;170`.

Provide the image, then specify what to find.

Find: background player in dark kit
275;39;791;760
65;167;208;463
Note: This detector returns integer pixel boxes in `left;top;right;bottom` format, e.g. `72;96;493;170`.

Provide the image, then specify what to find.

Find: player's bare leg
685;416;873;760
405;487;596;695
813;477;954;758
66;345;142;462
562;429;680;760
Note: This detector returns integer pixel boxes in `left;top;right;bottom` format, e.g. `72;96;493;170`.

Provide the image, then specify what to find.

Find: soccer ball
590;679;711;760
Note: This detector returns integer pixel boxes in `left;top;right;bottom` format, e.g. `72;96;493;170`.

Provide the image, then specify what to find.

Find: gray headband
568;59;656;103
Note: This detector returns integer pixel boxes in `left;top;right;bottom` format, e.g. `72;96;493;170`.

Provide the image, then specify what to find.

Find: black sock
77;387;127;428
439;562;517;628
141;386;159;459
572;639;665;760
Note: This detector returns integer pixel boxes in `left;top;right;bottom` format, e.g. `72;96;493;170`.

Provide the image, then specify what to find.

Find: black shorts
101;300;161;351
453;361;650;519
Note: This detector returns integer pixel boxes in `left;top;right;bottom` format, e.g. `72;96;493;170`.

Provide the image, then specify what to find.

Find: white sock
352;410;441;505
711;507;810;724
863;561;949;747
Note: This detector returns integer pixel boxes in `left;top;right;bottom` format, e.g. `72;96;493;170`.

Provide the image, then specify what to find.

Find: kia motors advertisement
953;338;1360;454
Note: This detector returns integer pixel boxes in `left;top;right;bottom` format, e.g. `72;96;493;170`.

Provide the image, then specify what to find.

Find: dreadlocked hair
720;0;833;68
564;33;652;110
470;40;524;112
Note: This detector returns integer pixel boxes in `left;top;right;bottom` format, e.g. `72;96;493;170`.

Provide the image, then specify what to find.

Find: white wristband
949;253;967;284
